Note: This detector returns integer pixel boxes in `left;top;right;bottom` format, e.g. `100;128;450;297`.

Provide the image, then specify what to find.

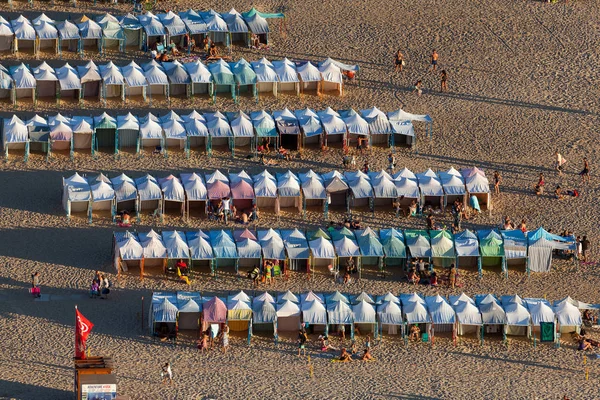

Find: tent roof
454;230;480;257
185;230;213;260
430;230;455;258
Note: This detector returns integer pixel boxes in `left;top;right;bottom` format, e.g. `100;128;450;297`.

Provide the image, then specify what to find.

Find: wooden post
141;296;144;333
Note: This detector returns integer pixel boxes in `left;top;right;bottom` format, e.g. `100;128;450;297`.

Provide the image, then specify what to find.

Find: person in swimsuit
361;348;374;361
535;173;545;195
431;50;439;71
493;170;502;194
440;70;448;92
394;50;404;73
579;157;590;183
339;348;352;362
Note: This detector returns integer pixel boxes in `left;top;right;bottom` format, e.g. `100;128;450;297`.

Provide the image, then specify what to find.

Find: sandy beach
1;0;600;399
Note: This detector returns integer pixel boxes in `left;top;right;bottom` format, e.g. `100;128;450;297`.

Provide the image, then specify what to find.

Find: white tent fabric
122;61;148;88
277;300;301;317
181;173;207;200
297;62;321;83
3;116;28;144
90;181;115;203
394;177;420;199
454;230;480;257
56;64;82;91
479;301;506;325
187;230;213;260
503;302;530;326
319;113;346;136
278;291;299;304
184;60;213;83
159;175;185;202
426;296;456;324
135;175;162;201
78;61;101;83
352;300;376;324
333;237;360;257
309;237;335;259
162;230;190;259
12;64;36;89
116;233;143;260
100;62;124;85
405;234;431;258
377;301;403;325
554;301;582;327
403;301;431;324
454;301;482;325
140;234;167;259
527;237;553;273
525;300;555;326
301;300;327;325
326;300;353;325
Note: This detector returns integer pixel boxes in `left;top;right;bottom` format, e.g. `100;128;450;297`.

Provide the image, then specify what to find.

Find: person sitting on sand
583;310;598;325
413;80;423;96
209;43;219;57
579;338;593;351
319;335;338;352
361;348;374;361
555;185;563;200
409;324;420;341
430;272;438;287
176;259;188;276
407;268;419;285
339;348;352;362
260;154;276;166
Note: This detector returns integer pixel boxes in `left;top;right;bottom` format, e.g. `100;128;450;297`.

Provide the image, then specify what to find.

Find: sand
0;0;599;398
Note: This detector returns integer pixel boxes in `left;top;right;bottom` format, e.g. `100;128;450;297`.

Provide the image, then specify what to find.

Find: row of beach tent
113;225;575;280
64;166;481;223
5;107;430;161
150;290;593;345
0;9;284;54
0;57;359;107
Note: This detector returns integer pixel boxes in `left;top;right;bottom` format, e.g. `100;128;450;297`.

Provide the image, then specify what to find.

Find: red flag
75;308;94;359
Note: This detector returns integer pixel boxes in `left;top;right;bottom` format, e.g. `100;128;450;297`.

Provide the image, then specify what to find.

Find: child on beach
413;80;423;96
579;157;590;183
161;362;173;385
440;70;448;92
493;171;502;194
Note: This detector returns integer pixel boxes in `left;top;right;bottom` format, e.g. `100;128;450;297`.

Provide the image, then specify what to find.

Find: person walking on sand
161;362;173;385
31;272;40;288
297;328;308;357
440;70;448;92
221;324;230;353
579;157;590;183
555;151;566;176
394;49;404;73
581;236;590;264
493;170;502;194
413;80;423;96
430;49;439;71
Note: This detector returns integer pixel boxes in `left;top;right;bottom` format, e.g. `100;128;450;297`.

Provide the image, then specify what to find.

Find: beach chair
327;264;338;281
152;207;163;224
177;267;191;285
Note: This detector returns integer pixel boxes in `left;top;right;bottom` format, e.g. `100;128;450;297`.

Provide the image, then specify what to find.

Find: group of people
406;260;456;288
247;259;281;286
394;49;448;95
208;198;259;224
297;327;374;361
198;323;230;353
89;270;110;299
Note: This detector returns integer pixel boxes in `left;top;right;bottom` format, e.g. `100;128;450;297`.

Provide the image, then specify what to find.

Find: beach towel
470;195;480;212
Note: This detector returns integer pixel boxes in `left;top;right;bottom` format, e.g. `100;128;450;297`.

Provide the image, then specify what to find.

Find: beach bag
102;288;110;295
402;60;406;66
29;287;40;296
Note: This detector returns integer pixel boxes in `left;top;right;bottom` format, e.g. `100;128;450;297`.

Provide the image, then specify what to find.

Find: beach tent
252;299;276;337
319;62;343;96
135;174;162;214
462;168;491;211
177;292;202;330
301;300;327;330
275;300;301;332
356;228;384;273
205;113;233;154
158;11;187;46
115;113;139;154
142;60;169;98
430;230;455;268
150;294;178;339
272;59;299;95
258;229;286;262
0;64;10;103
208;59;236;101
308;235;336;275
394;177;420;207
281;229;310;272
416;169;444;208
525;300;555;340
138;113;163;152
138;230;168;274
299;172;327;214
2;116;28;160
477;295;506;335
234;229;262;269
361;107;392;146
501;229;528;273
205;170;231;201
352;299;377;334
318;108;346;146
179;9;207;48
55;63;81;103
11;64;36;104
527;227;575;273
26;115;50;156
554;301;582;334
225;111;254;153
111;173;137;213
387;109;432;148
119;13;143;49
185;230;213;272
139;12;166;49
121;61;148;100
70;116;93;153
97;14;124;52
99;62;125;100
425;295;456;336
184;60;213;96
377;300;403;336
333;236;361;277
293;110;321;147
33;62;58;102
113;231;143;275
89;180;115;219
478;230;506;277
453;300;482;336
209;230;238;276
273;108;301;149
77;61;102;100
200;10;229;46
404;230;431;262
159;175;185;216
370;171;398;206
377;292;401;308
297;62;321;94
276;291;299;304
11;16;36;53
242;8;278;44
251;110;278;151
183;114;209;154
454;229;479;270
92;113;117;155
380;228;407;270
161;111;187;152
33;20;58;54
251;58;278;96
322;170;349;212
222;9;250;45
401;295;431;341
231;59;257;99
503;301;531;337
252;170;278;212
276;171;301;212
202;297;227;331
77;17;103;53
0;17;14;53
180;173;207;218
162;230;190;271
346;175;373;210
49;120;73;152
229;170;255;210
163;61;191;97
62;172;90;218
439;168;467;207
326;300;354;337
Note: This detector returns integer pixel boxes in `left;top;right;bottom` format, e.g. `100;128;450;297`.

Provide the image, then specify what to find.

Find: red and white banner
75;308;94;359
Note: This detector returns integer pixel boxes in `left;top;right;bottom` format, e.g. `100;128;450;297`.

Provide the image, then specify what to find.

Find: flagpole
75;305;78;360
